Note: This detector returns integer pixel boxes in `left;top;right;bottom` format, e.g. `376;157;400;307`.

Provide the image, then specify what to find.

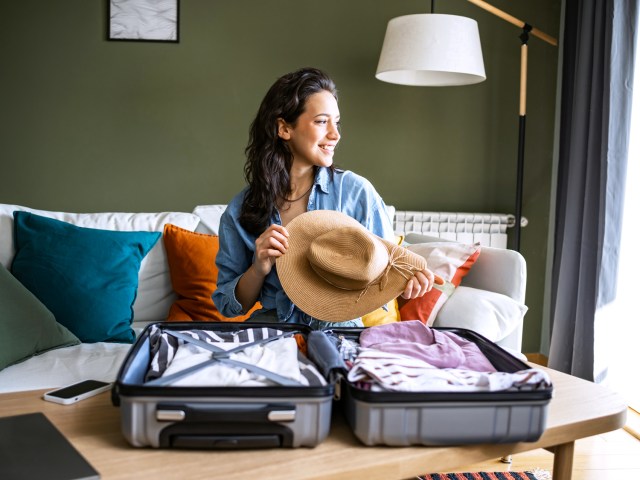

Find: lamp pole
514;25;531;252
466;0;557;251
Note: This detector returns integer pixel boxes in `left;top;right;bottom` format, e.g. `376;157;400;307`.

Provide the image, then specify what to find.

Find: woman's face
278;90;341;169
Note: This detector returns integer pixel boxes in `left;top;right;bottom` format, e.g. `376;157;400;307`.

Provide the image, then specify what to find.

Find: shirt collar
315;167;331;194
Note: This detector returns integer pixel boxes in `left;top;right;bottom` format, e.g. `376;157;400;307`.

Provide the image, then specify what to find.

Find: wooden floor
443;403;640;479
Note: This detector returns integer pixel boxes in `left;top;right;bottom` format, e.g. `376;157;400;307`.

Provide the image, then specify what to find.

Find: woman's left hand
400;269;438;300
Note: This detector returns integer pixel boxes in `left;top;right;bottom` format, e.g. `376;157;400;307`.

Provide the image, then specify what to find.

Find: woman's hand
253;224;290;277
400;268;441;300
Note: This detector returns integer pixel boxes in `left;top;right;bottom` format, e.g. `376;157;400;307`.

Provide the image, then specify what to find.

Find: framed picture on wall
109;0;179;43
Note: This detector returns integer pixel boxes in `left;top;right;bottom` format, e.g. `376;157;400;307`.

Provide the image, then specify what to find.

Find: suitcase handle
170;434;282;449
156;403;296;423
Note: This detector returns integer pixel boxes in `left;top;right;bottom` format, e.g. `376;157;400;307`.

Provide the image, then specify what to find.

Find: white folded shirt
161;337;307;387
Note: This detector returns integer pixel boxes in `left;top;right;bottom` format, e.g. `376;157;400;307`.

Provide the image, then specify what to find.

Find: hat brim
276;210;427;322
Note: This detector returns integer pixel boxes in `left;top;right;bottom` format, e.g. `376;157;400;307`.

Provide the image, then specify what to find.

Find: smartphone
43;380;112;405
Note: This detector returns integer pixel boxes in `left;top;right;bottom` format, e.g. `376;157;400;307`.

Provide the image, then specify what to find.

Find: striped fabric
421;472;540;480
347;348;551;393
146;326;286;380
145;326;327;386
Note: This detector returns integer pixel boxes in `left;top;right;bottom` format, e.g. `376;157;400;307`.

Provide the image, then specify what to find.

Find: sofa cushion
163;223;261;321
192;204;227;235
433;286;528;342
11;212;160;343
0;263;80;371
399;241;481;325
0;203;201;321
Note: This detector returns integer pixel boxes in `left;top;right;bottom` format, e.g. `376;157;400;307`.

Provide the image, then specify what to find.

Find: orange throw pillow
399;241;481;326
163;223;260;322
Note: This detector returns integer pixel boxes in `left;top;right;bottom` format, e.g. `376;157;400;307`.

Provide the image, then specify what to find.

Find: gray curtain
548;0;638;380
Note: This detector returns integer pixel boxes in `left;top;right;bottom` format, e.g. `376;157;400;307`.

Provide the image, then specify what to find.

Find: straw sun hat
276;210;428;322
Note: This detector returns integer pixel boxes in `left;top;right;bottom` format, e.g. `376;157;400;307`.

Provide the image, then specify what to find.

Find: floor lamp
376;0;557;252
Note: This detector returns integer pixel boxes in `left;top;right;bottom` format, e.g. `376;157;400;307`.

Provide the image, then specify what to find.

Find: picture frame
108;0;179;43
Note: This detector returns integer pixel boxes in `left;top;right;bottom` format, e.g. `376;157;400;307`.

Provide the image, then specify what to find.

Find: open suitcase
113;321;552;449
112;322;334;448
309;326;553;446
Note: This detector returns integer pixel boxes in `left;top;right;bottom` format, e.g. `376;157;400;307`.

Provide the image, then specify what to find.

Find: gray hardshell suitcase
308;327;553;446
112;322;334;449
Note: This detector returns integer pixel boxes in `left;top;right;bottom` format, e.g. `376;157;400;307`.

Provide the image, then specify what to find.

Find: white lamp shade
376;14;486;86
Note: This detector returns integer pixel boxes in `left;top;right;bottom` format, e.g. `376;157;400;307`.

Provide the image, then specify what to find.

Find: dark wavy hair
239;67;338;235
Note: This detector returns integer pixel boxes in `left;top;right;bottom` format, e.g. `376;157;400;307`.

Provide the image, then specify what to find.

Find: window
598;30;640;410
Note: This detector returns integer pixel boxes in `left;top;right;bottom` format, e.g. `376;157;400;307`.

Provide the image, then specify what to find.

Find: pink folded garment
359;320;496;372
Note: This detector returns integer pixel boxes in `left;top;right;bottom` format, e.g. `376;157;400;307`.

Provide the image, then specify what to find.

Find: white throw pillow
0;204;201;322
433;286;528;343
192;204;227;235
399;241;481;325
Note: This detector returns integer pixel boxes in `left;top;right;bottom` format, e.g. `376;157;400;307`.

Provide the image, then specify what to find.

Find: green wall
0;0;561;352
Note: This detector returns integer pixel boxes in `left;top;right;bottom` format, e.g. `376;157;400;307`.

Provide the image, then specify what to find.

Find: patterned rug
420;472;550;480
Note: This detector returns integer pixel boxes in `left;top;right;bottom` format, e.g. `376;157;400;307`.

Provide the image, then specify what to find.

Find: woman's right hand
253;224;290;277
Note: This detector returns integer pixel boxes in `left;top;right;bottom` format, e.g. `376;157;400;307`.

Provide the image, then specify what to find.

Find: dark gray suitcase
308;327;553;446
112;322;333;449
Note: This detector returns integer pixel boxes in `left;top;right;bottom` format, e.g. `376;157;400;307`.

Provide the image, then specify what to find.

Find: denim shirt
212;168;395;329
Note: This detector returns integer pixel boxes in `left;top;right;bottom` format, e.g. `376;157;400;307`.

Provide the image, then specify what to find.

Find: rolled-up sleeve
212;206;251;317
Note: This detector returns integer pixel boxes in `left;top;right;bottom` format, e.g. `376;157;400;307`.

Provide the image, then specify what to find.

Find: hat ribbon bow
354;245;422;303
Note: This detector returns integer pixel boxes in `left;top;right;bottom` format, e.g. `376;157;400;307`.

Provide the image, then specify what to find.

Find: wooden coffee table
0;366;626;480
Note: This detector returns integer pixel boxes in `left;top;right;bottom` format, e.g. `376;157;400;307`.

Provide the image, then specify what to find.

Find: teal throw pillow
11;212;160;343
0;262;80;371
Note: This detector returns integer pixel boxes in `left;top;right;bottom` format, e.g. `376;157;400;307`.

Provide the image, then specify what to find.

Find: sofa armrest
403;232;526;304
403;232;527;353
462;246;526;304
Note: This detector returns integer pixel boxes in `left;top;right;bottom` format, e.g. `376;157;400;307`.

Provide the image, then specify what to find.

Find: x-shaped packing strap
146;329;304;387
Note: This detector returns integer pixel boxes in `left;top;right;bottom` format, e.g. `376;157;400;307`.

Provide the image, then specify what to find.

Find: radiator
393;211;527;249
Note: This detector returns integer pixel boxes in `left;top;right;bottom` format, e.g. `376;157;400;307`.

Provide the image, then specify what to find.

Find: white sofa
0;204;527;394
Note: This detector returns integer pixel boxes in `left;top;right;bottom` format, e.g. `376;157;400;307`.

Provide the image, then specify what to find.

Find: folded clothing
347;348;551;392
359;320;496;372
146;326;326;387
339;322;551;393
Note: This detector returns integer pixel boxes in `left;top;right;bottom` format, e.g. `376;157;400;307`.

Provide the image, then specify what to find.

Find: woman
213;67;434;329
